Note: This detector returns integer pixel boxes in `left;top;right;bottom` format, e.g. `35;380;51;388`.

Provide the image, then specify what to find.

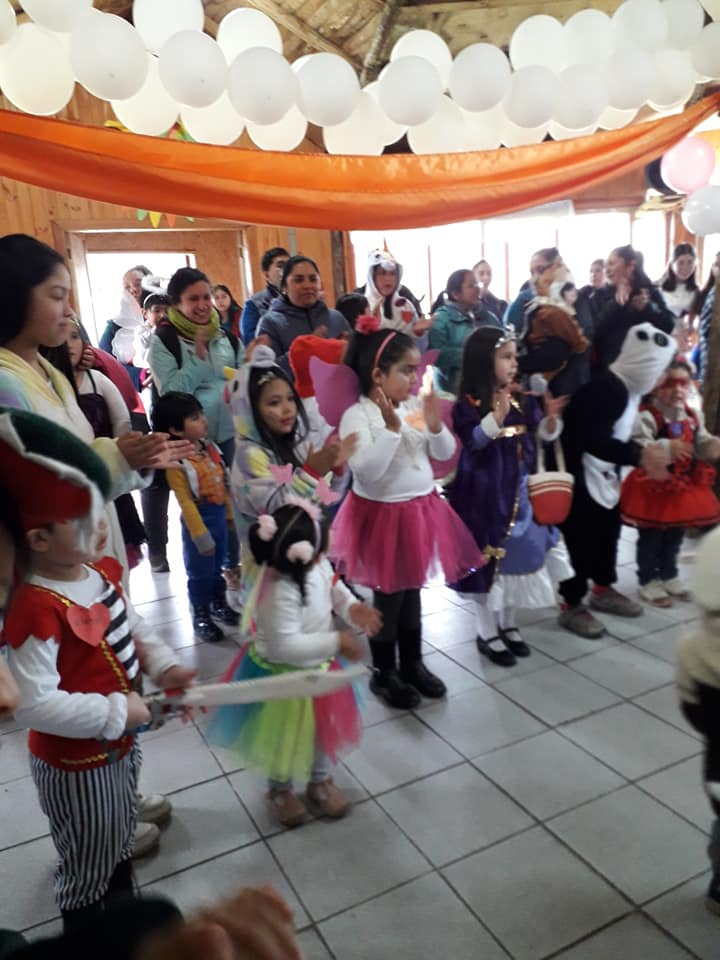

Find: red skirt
329;489;483;593
621;462;720;528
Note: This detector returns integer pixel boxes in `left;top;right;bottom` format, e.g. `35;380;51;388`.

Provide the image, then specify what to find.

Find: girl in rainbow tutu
207;497;380;828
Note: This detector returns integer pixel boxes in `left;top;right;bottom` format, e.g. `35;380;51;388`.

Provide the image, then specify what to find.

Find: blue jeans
182;502;228;611
636;527;684;585
218;437;239;570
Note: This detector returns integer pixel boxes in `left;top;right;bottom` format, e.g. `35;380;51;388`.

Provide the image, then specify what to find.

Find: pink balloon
661;136;716;194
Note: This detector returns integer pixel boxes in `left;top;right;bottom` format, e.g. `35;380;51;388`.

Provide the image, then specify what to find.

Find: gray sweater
257;296;350;378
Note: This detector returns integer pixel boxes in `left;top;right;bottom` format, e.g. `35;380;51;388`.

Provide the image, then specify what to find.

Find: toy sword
141;663;367;730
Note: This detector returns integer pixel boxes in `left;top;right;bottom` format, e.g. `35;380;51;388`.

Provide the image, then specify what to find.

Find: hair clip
493;333;516;349
315;477;340;507
256;514;278;542
356;314;380;335
286;540;315;564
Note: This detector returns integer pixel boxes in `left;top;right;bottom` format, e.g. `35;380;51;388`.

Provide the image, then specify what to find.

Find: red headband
374;332;397;369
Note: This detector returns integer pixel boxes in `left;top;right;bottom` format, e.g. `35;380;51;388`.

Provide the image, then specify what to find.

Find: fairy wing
309;358;360;428
430;397;460;480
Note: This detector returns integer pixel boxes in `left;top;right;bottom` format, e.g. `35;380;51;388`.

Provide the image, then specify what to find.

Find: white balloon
297;53;359;126
613;0;669;51
565;10;615;65
181;92;244;145
0;23;74;115
553;64;608;129
364;81;406;145
448;43;511;112
111;54;179;136
217;8;282;61
510;15;567;71
606;47;656;109
291;54;313;73
377;56;443;126
682;185;720;235
323;92;385;155
132;0;204;55
390;29;452;87
228;47;298;125
691;23;720;79
500;114;548;147
462;104;504;151
247;105;307;151
649;49;696;108
159;31;226;108
662;0;705;48
597;104;638;128
22;0;92;32
0;1;15;45
70;14;148;101
503;65;560;128
549;120;597;140
407;96;465;154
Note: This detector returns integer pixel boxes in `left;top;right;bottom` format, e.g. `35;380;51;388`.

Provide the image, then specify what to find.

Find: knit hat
694;527;720;610
289;335;346;399
0;408;110;531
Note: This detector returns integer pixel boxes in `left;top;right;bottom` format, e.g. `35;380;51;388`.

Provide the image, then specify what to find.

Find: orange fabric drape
0;95;718;230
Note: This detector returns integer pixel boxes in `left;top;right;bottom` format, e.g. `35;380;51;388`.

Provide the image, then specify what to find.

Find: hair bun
251;344;278;368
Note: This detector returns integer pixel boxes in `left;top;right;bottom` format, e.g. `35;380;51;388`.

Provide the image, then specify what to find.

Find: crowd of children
4;232;720;940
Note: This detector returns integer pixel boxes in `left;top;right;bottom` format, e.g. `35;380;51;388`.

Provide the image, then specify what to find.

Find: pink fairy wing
430;398;460;480
309;357;360;428
412;350;440;396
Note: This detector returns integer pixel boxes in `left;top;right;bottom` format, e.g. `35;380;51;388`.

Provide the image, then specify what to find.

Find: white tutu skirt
484;540;573;612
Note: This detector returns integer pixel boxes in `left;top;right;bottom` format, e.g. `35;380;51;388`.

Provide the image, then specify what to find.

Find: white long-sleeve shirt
253;558;356;668
7;567;179;741
339;396;455;503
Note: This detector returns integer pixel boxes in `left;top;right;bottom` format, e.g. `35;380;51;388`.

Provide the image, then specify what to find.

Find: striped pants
31;743;141;911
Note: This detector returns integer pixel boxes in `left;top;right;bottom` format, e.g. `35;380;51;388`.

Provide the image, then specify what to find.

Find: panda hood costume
558;322;676;612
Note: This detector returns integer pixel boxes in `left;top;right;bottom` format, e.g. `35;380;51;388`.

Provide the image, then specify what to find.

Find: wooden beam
242;0;363;70
400;0;617;10
361;0;404;85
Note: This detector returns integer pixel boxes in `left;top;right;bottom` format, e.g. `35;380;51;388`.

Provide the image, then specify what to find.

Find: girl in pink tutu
330;322;483;708
207;500;379;828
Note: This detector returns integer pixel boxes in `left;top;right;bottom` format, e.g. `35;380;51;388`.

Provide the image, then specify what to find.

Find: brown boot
306;778;351;819
266;788;307;828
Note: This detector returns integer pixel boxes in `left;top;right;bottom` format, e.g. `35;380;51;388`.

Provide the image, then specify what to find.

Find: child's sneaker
193;607;223;643
639;579;673;608
131;821;161;859
662;576;692;601
223;566;242;592
306;778;351;819
266;788;307;828
210;599;240;626
706;871;720;914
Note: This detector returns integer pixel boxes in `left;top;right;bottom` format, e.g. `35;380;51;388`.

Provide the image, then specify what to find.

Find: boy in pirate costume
0;409;194;934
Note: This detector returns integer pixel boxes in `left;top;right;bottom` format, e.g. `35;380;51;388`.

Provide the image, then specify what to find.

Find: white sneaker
137;793;172;825
638;580;672;608
663;576;692;600
131;821;160;859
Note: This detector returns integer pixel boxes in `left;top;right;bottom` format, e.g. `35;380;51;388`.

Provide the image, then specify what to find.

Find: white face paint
610;321;676;397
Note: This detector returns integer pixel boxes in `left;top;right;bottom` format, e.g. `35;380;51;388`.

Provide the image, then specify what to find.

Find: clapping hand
371;387;401;432
349;602;383;638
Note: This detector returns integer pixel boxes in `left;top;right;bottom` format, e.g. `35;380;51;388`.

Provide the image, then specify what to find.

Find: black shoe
210;600;240;627
400;660;447;699
476;635;516;667
193;608;223;642
499;627;530;658
369;669;421;709
707;872;720;915
150;555;170;573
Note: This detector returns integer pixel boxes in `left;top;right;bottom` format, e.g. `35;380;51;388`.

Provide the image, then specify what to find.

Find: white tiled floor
2;527;719;958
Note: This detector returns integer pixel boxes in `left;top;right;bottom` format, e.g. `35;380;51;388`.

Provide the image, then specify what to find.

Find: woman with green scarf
148;267;244;581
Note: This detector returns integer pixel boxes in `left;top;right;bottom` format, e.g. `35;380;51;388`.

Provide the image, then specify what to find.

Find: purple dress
449;395;558;595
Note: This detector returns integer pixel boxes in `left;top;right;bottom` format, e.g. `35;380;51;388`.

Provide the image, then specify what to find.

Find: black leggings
370;588;422;673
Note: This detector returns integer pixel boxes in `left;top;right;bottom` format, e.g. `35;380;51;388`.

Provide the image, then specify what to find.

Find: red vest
3;558;134;771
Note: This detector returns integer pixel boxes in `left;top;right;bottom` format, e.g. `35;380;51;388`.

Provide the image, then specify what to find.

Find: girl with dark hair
657;243;698;319
448;328;571;667
208;500;378;827
358;248;431;343
148;265;244;585
429;269;500;392
256;256;350;378
212;283;242;339
592;244;675;368
330;320;482;707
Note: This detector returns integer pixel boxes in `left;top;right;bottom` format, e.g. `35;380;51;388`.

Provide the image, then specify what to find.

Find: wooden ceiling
14;0;625;80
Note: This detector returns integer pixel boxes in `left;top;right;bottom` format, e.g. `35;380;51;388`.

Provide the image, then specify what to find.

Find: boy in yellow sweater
152;392;239;642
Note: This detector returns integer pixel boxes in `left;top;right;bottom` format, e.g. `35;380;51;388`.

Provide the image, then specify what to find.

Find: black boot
193;606;223;642
61;901;103;935
398;627;447;698
369;669;421;709
210;598;240;626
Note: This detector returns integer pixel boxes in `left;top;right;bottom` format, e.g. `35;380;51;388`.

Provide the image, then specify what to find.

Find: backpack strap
155;321;183;369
